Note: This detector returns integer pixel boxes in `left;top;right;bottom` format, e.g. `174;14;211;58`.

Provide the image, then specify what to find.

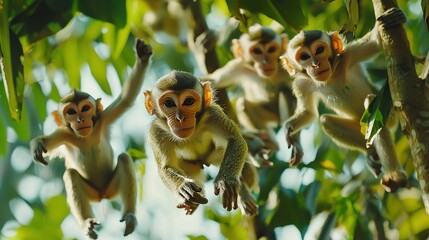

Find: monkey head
144;71;212;139
232;24;288;79
53;90;103;137
280;30;343;82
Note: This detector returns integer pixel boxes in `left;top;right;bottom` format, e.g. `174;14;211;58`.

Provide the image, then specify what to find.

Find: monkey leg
320;114;382;176
104;153;137;236
238;163;258;216
236;97;279;152
63;168;100;239
373;128;407;192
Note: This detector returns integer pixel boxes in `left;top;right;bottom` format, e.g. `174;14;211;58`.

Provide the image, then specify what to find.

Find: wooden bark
372;0;429;213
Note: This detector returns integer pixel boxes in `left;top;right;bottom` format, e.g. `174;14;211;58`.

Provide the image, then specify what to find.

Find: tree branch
372;0;429;214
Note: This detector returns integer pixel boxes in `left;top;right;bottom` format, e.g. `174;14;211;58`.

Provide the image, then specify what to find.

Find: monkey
205;24;301;165
280;8;407;192
144;70;258;216
29;39;153;239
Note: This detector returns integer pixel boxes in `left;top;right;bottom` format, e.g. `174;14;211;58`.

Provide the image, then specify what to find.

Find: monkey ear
279;56;296;76
231;39;243;58
280;33;288;54
144;91;155;115
331;32;343;55
96;98;103;112
202;83;212;108
52;111;63;127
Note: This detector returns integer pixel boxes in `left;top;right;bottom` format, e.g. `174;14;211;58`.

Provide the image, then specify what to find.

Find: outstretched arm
208;106;247;211
103;39;153;124
345;7;406;66
30;128;75;165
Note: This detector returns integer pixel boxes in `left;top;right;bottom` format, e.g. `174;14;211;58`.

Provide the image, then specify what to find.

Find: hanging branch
372;0;429;213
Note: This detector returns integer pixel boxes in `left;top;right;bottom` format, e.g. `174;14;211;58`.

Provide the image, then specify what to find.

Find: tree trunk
372;0;429;214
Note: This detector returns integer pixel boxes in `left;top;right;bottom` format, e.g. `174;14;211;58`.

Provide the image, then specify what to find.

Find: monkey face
249;41;281;78
295;40;333;82
158;90;202;139
62;99;96;137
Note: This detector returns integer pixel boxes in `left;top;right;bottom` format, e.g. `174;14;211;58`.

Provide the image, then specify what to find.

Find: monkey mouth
316;69;329;76
174;127;194;138
77;126;92;131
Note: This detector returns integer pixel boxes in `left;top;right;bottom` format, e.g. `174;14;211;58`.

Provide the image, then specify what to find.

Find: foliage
1;0;429;239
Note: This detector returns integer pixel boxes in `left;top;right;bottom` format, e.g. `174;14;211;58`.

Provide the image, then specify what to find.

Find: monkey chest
175;133;225;165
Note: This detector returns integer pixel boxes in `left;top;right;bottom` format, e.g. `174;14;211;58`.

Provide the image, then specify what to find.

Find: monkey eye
81;105;91;112
315;46;324;54
300;53;310;61
252;48;263;55
163;99;176;108
268;46;277;53
183;97;195;106
66;109;77;115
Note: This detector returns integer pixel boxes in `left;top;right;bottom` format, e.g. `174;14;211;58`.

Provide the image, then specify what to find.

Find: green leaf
45;195;69;224
30;83;48;122
102;23;131;61
267;188;311;235
341;0;359;33
303;181;321;216
61;37;81;89
0;103;7;156
77;0;126;28
86;42;112;95
127;148;146;159
225;0;307;32
422;0;429;30
10;98;31;141
1;4;24;120
360;81;392;147
257;159;288;204
10;0;74;43
319;212;337;240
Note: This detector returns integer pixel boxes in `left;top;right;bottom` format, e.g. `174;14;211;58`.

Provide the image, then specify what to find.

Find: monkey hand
214;177;240;211
30;139;48;165
286;126;303;166
120;212;137;236
178;181;208;207
82;218;101;239
177;200;200;215
195;30;218;54
377;7;406;29
381;169;407;192
136;39;153;62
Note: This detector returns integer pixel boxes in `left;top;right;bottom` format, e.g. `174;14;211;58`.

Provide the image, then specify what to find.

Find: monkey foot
120;212;137;236
177;202;199;215
239;187;258;216
82;218;101;239
381;170;407;192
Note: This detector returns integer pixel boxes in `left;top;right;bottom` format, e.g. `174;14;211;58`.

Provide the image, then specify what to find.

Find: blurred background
1;0;429;239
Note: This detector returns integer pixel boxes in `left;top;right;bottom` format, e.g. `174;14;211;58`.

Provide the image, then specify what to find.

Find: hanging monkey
280;8;407;192
30;39;153;239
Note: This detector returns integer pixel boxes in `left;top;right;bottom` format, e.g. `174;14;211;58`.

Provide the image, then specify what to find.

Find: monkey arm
148;123;208;205
208;59;246;89
103;40;152;125
30;128;75;164
209;106;247;179
284;77;318;134
341;21;383;68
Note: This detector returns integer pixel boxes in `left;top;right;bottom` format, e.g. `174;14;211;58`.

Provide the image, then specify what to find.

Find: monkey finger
188;182;203;192
35;154;48;165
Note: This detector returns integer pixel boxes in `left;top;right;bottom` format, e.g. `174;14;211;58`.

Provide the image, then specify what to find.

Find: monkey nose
77;116;85;123
176;113;185;122
312;60;320;67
